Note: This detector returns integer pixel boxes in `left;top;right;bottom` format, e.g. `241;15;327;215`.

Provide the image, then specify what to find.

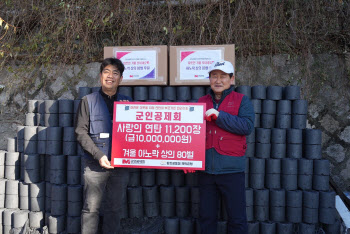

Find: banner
179;49;222;80
111;102;206;170
115;50;157;79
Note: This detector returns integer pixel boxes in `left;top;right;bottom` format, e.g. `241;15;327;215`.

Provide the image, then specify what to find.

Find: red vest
198;91;247;157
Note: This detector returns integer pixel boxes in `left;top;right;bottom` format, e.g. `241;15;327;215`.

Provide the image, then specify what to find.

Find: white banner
179;49;222;80
115;50;157;79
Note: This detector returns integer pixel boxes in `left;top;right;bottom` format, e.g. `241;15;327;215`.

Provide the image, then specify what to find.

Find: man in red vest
197;60;255;234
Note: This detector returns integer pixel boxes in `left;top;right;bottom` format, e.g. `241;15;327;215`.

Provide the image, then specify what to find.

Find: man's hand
119;100;129;102
183;170;196;174
99;155;114;169
205;108;219;121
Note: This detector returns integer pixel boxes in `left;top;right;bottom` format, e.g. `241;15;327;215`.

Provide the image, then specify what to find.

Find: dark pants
81;158;129;234
199;172;248;234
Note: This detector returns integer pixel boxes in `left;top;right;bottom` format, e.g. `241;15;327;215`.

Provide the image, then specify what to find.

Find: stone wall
1;53;349;191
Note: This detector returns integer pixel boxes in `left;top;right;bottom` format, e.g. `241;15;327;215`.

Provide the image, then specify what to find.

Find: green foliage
0;0;349;70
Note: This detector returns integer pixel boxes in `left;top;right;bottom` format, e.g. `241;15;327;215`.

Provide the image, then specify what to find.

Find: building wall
1;53;349;191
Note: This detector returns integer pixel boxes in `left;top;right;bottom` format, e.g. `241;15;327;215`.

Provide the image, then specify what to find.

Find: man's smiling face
209;70;234;96
100;64;123;94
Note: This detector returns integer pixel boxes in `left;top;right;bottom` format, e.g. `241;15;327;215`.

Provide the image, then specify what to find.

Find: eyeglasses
102;69;121;77
209;75;230;81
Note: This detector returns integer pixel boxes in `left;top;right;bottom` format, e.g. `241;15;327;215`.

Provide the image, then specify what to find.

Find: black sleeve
74;97;105;161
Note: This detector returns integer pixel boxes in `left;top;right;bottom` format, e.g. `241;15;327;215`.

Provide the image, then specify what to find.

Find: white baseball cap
208;60;234;74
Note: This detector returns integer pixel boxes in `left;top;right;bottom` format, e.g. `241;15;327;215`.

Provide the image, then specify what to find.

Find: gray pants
81;158;129;234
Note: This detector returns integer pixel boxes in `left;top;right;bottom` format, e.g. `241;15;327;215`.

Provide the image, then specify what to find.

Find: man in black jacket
75;58;132;233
